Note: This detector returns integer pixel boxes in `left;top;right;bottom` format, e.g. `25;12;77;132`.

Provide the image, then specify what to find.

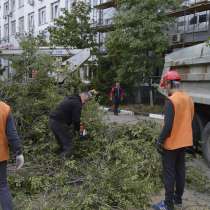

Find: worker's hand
80;129;87;136
80;129;88;140
16;154;24;170
155;139;164;155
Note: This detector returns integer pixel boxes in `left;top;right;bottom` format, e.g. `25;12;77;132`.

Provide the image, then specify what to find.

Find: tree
0;36;61;143
106;0;178;90
49;1;95;49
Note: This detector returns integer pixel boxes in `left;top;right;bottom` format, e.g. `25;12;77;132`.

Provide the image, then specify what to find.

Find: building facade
0;0;78;48
0;0;95;80
169;0;210;49
92;0;116;52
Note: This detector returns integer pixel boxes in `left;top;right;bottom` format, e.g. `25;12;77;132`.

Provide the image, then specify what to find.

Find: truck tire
202;122;210;166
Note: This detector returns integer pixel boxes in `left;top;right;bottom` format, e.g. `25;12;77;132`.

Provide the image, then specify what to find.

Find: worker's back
164;91;194;150
50;95;82;125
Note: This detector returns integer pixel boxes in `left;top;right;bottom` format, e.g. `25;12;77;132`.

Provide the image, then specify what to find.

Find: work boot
152;201;174;210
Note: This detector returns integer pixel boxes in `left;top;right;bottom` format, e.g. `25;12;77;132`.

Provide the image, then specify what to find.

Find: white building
91;0;116;52
0;0;96;80
0;0;85;48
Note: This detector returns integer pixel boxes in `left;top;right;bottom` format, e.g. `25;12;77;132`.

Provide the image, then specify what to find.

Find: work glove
16;154;24;170
155;139;164;155
80;123;88;140
80;129;88;140
80;129;87;137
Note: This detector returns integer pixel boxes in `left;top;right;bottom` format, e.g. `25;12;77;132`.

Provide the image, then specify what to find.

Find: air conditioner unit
28;0;35;6
172;33;183;43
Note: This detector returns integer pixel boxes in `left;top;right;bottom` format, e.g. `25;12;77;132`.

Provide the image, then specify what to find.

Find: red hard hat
160;69;181;88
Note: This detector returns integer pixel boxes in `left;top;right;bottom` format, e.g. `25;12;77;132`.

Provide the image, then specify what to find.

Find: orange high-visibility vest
164;91;194;150
0;101;11;161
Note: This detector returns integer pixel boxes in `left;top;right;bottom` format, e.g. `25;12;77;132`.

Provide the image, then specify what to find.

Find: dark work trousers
113;98;121;115
49;119;73;153
162;148;185;208
0;161;13;210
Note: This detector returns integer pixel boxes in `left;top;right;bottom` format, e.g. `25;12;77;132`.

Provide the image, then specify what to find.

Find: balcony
94;0;117;10
92;18;114;32
168;0;210;17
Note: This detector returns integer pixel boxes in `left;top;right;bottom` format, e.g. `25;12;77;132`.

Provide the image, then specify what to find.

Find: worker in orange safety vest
0;101;24;210
152;68;194;210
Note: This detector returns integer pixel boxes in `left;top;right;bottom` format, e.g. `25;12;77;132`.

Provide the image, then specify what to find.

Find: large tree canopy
106;0;178;87
49;1;95;49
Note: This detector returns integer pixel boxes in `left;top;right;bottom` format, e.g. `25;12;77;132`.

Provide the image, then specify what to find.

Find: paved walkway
103;112;162;125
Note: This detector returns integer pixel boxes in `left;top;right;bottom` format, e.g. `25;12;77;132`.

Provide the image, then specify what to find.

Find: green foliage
92;56;117;105
106;0;178;89
0;36;61;144
10;106;162;209
49;1;95;49
2;36;163;210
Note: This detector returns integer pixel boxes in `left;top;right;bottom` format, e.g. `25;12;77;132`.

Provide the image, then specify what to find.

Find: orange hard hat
160;69;181;88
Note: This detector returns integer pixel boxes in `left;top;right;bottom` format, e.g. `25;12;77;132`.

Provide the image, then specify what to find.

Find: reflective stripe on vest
0;102;10;161
164;91;194;150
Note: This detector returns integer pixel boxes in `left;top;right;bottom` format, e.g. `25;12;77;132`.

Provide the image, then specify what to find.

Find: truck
161;42;210;165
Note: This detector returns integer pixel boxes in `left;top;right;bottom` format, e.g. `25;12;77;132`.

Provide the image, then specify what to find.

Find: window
189;16;198;25
28;12;34;32
11;20;16;35
3;2;9;16
39;7;46;25
4;24;9;40
11;0;16;11
51;1;60;20
18;0;24;8
199;14;207;23
19;17;24;34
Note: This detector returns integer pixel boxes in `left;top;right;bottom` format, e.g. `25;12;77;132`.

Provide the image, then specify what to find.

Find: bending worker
152;69;194;210
49;91;94;158
0;101;24;210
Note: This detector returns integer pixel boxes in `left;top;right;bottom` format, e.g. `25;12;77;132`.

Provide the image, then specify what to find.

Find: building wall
0;0;94;81
91;0;116;51
170;1;210;46
0;0;95;48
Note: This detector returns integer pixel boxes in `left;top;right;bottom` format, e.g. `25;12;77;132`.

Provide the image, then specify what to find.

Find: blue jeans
0;161;13;210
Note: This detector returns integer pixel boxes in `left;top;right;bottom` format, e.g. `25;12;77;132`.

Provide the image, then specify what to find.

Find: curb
100;106;164;120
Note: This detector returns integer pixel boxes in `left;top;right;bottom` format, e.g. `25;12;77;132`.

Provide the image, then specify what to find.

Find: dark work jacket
158;99;174;144
50;95;82;131
7;113;22;156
